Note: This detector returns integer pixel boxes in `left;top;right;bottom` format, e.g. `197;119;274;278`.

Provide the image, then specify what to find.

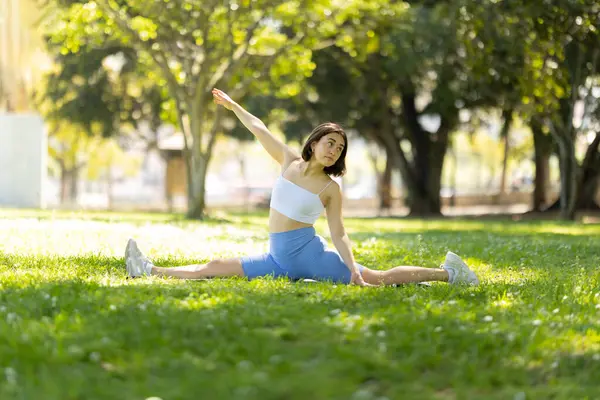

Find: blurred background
1;0;598;220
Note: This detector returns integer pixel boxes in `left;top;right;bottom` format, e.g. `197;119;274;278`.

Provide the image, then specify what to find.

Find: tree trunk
184;100;223;219
369;66;451;216
574;132;600;210
60;166;69;204
406;178;443;216
531;121;553;211
379;156;393;212
367;145;393;214
546;162;600;210
377;132;444;216
69;166;79;206
500;135;510;194
369;56;444;216
186;153;209;219
533;152;551;210
555;44;587;220
400;93;450;217
183;101;208;220
578;173;600;210
547;132;600;212
375;112;448;217
499;108;513;194
406;144;445;216
556;136;577;220
542;45;599;217
449;149;457;207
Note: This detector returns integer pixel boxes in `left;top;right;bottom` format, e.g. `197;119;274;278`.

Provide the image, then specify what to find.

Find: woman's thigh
296;237;364;284
240;253;287;280
308;250;353;283
203;258;246;277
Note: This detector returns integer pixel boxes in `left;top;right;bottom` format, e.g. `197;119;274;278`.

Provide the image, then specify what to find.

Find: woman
124;88;479;287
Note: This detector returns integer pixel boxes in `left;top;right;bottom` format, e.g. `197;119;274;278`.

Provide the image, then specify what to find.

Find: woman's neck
300;159;324;177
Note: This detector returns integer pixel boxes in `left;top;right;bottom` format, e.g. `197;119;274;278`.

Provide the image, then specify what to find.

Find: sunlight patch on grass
0;218;268;262
323;310;386;337
540;330;600;355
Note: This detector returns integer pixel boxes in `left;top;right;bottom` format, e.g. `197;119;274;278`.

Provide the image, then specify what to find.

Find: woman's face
312;132;345;167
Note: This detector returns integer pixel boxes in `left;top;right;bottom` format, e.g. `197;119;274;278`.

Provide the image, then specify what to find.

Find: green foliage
44;0;351;107
41;0;370;217
39;0;600;217
0;211;599;399
85;137;143;180
460;0;599;122
41;19;174;138
43;44;134;137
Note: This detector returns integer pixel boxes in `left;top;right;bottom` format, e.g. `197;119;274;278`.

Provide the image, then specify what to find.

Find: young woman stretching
124;88;480;287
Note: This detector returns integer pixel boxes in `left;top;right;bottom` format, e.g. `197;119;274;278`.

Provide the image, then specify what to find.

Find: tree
44;119;140;207
498;108;514;195
545;43;600;216
529;117;555;211
43;0;360;219
40;11;188;209
46;121;89;205
85;137;143;209
283;1;508;216
530;3;597;218
527;7;600;218
459;1;600;218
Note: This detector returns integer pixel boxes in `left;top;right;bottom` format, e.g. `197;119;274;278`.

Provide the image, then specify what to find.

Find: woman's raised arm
212;88;298;165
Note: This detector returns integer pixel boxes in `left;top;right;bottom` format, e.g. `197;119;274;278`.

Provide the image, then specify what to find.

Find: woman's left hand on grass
351;271;374;287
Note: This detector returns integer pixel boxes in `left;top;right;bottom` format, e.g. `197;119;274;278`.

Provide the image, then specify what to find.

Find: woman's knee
206;258;244;276
206;258;226;268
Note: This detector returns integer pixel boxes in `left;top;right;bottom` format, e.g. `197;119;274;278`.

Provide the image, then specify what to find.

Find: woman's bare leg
360;251;480;286
151;258;245;279
361;266;449;286
125;239;245;279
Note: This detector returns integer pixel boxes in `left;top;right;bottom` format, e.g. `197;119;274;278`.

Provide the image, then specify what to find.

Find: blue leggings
241;227;364;284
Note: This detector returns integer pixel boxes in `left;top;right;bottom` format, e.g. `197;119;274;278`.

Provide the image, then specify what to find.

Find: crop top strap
318;180;334;195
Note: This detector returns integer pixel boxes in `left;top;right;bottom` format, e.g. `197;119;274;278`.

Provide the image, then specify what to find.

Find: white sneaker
125;238;153;278
442;251;479;286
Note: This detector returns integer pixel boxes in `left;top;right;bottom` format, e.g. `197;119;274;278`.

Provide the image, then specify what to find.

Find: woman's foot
442;251;479;285
125;239;154;277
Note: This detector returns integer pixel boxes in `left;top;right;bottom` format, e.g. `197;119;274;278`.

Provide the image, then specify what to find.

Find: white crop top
270;171;333;225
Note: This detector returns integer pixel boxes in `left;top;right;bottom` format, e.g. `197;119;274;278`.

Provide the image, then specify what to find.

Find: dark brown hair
301;122;347;177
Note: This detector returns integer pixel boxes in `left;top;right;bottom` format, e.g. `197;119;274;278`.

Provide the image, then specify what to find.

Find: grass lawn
0;208;599;399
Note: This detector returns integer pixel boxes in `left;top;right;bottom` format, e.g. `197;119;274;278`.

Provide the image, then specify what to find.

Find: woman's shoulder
320;177;340;196
281;155;302;173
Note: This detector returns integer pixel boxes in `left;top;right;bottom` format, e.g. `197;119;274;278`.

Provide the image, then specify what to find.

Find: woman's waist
269;209;314;233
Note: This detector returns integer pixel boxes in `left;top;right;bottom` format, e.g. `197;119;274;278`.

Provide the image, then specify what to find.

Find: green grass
0;209;599;399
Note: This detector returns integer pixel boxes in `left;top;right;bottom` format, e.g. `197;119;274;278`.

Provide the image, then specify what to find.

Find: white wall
0;114;47;208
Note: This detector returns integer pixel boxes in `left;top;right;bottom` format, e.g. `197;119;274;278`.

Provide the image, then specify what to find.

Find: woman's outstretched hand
212;88;235;110
351;271;374;287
